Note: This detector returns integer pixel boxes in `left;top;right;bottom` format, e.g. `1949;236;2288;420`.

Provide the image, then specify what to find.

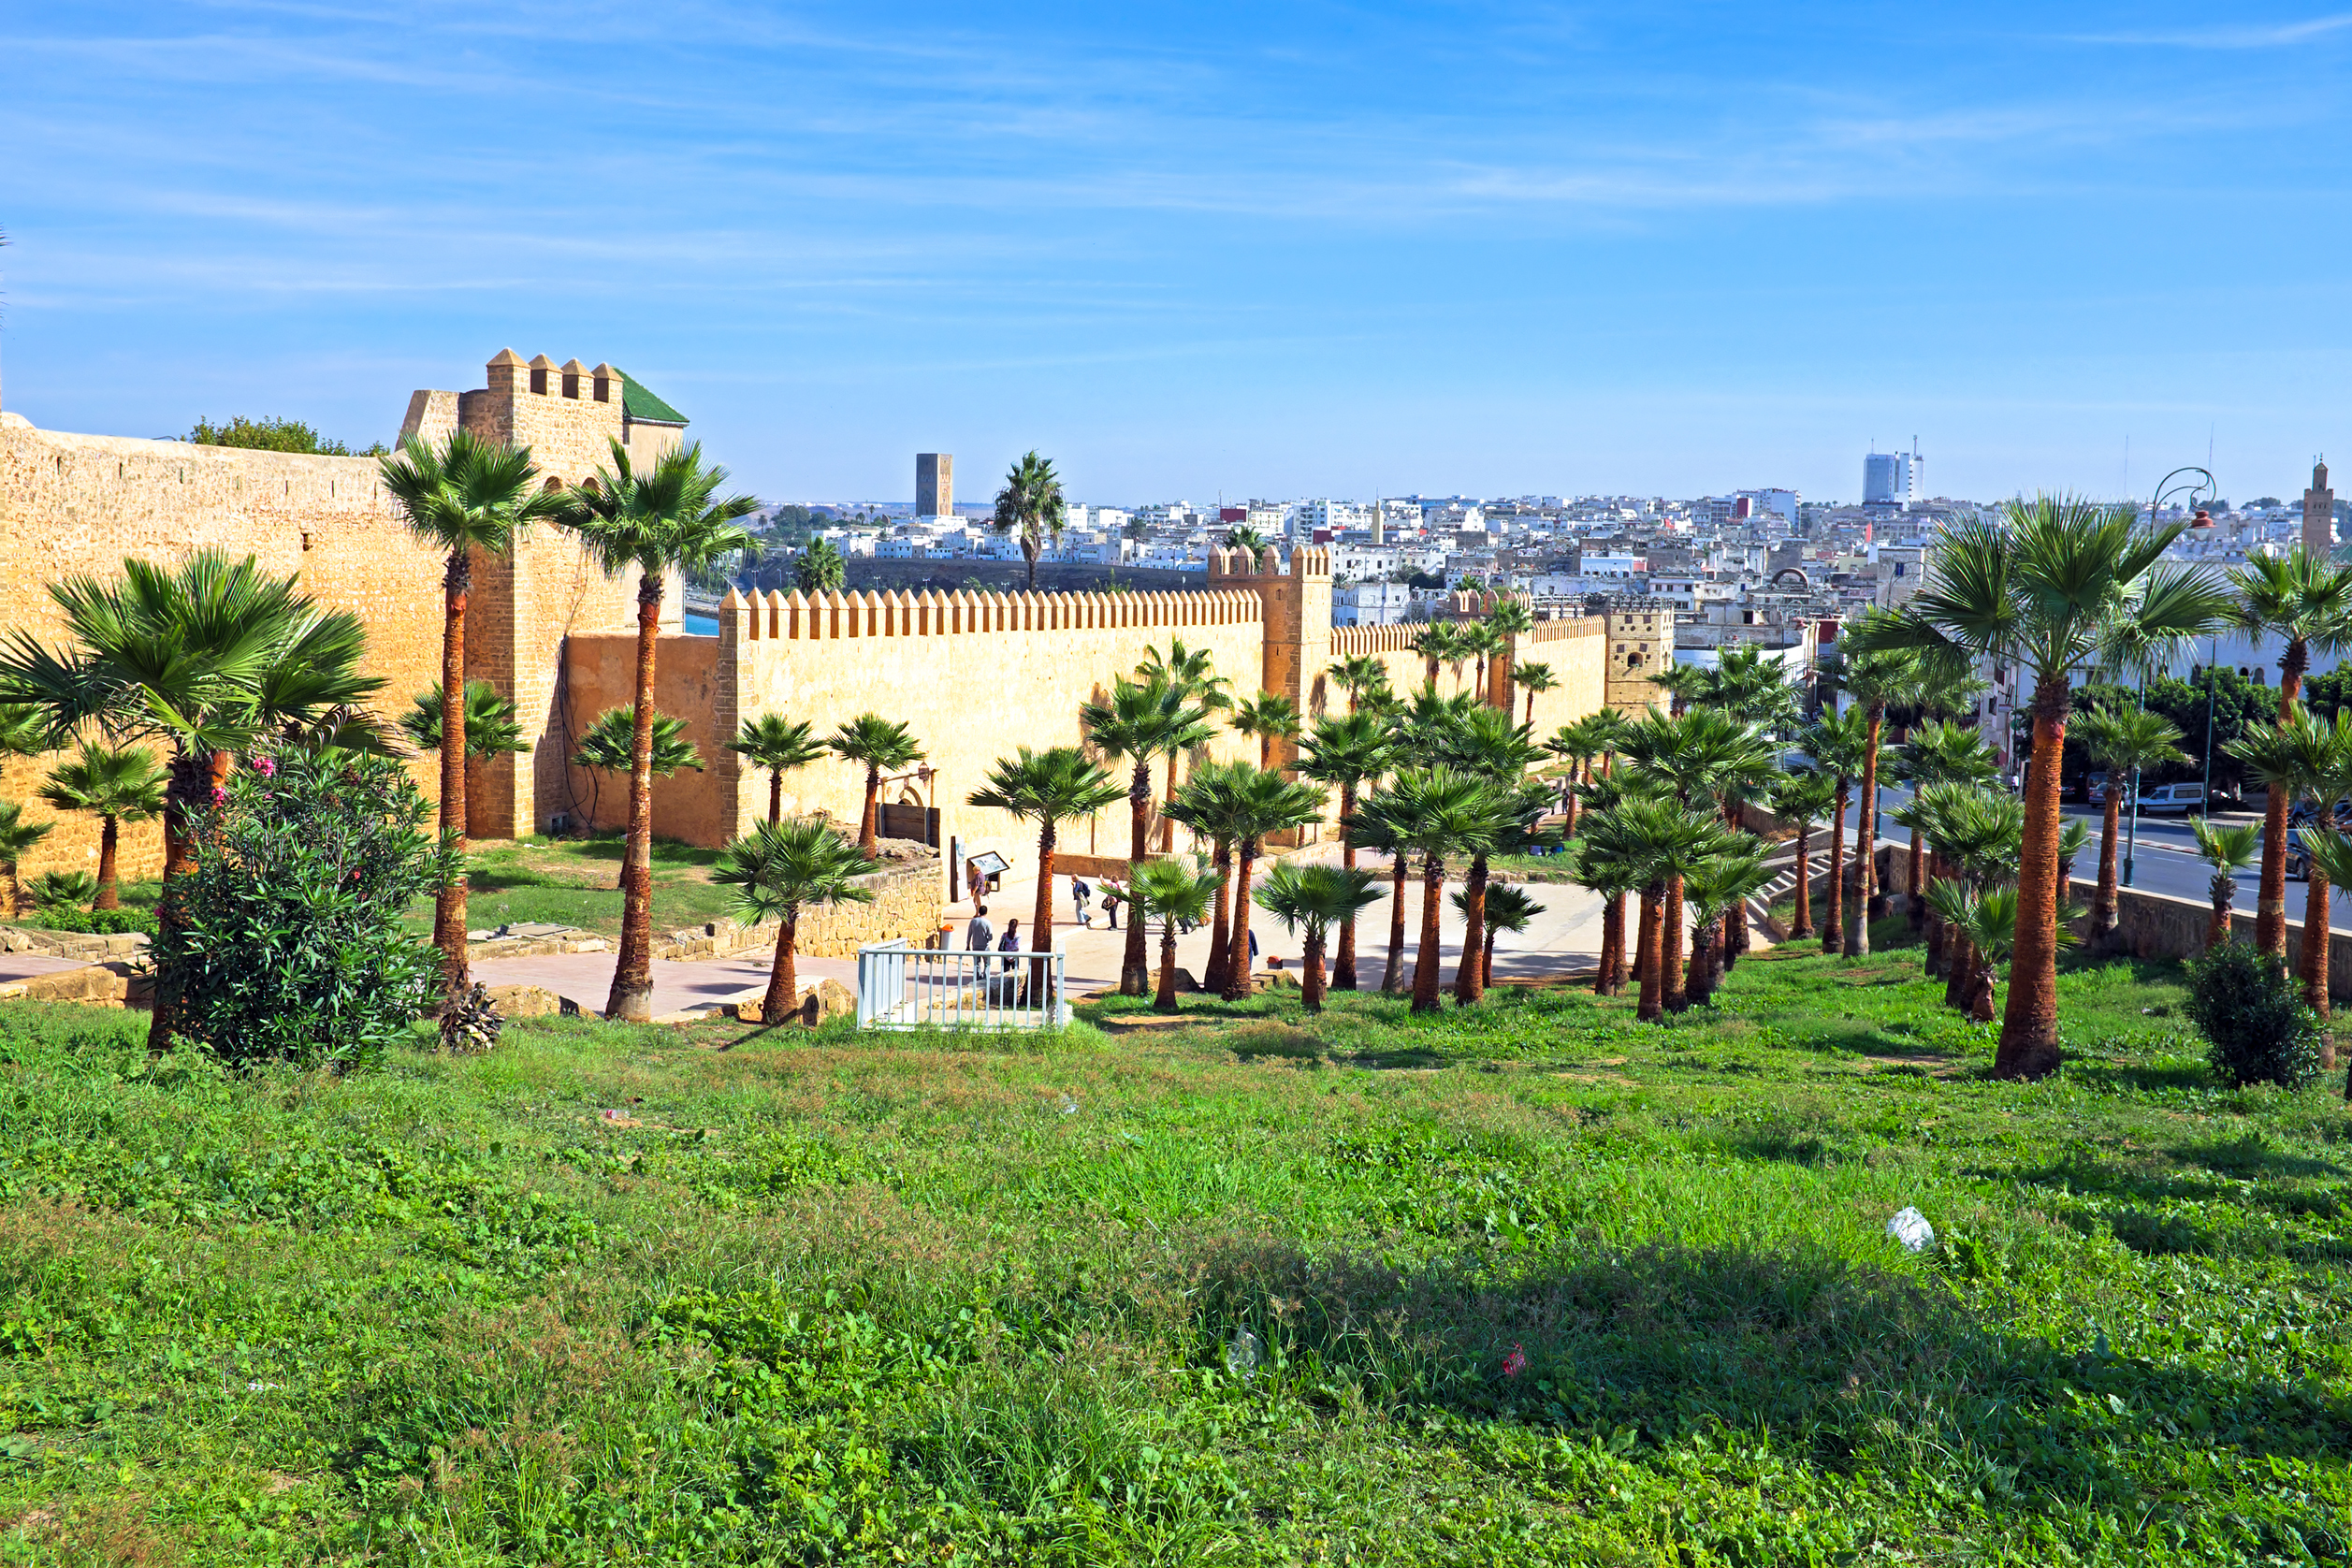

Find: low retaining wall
2069;875;2352;1001
652;857;942;962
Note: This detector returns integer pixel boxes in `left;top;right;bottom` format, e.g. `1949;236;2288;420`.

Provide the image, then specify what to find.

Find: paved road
1837;786;2352;935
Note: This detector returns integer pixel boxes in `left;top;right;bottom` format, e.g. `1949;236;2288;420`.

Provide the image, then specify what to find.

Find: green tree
1131;857;1220;1012
795;538;847;595
2190;817;2260;951
828;714;925;857
1137;639;1234;852
0;552;385;1051
187;415;383;457
1256;862;1384;1013
2072;706;2188;943
1453;878;1543;990
968;746;1124;979
35;742;164;911
1081;675;1211;995
2229;548;2352;957
1327;655;1392;713
1767;770;1839;939
1351;767;1497;1012
399;678;533;837
729;714;827;825
1679;845;1770;1006
1411;622;1466;690
1211;766;1325;1002
711;817;875;1024
1230;690;1302;770
380;429;563;990
562;440;757;1022
1298;710;1393;990
1512;660;1556;726
572;705;702;780
0;801;54;918
993;451;1067;593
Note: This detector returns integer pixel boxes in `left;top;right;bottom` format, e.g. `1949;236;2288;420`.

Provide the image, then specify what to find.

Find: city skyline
3;2;2350;504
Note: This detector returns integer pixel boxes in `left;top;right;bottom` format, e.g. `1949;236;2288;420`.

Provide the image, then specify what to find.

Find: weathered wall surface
653;859;944;962
563;632;726;842
2071;876;2352;1001
1324;615;1607;737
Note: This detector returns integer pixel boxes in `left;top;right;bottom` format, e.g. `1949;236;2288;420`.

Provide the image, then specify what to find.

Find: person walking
965;902;995;952
1071;876;1092;928
998;918;1023;973
1099;880;1124;929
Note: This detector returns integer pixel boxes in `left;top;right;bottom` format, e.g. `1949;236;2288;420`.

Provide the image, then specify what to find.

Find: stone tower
2305;460;2335;556
916;453;953;518
1208;541;1333;762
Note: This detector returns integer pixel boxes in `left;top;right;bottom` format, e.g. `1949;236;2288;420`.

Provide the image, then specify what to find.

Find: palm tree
1328;655;1390;713
1917;784;2027;1012
828;714;925;856
0;802;53;918
379;429;564;989
562;440;757;1022
1768;771;1839;940
968;746;1125;981
1139;639;1234;852
1299;711;1393;991
1454;621;1503;700
1131;857;1221;1011
1452;880;1542;989
1210;767;1324;1001
992;451;1067;592
0;704;50;760
2190;817;2260;951
795;537;847;595
728;714;827;824
573;705;702;778
1798;706;1870;956
1484;596;1535;700
1512;661;1556;726
36;742;164;910
1432;705;1547;1007
1231;691;1303;770
1891;719;1999;930
1352;767;1498;1012
1411;622;1464;690
1222;523;1271;555
1577;798;1716;1022
400;679;532;832
1853;498;2231;1078
2071;705;2189;944
2298;826;2352;1060
1620;706;1775;1009
2227;704;2348;1025
1829;628;1946;956
710;817;875;1024
1081;675;1211;995
1257;862;1385;1013
1344;785;1415;995
1649;661;1706;717
1681;846;1770;1007
2229;548;2352;955
0;552;384;1050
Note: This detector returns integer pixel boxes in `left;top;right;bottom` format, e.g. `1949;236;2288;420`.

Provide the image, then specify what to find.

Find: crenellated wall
1326;610;1607;738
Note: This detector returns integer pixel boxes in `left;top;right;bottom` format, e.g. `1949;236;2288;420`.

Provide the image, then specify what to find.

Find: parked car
2132;783;2207;816
2287;799;2352;830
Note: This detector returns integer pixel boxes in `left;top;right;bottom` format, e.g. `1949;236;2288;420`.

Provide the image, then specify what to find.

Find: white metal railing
854;941;1071;1030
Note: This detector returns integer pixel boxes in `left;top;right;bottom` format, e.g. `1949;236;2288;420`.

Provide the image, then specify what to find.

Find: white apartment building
1333;581;1413;626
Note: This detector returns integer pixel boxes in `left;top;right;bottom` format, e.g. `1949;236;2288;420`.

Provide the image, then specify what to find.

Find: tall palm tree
2190;817;2260;951
1798;707;1871;957
1455;621;1503;700
36;742;164;911
992;450;1067;592
1578;798;1719;1022
1328;655;1390;713
1681;845;1770;1007
0;552;384;1050
1454;879;1542;989
562;440;757;1022
2234;704;2352;1035
1410;622;1462;690
1212;766;1325;1002
1139;639;1234;852
1432;705;1546;1006
1621;706;1775;1009
1891;718;1999;930
0;802;53;918
2072;705;2188;944
2298;826;2352;1062
728;713;827;824
400;679;532;835
1131;857;1221;1012
1649;661;1706;718
1352;767;1498;1012
1081;675;1211;995
968;746;1124;980
1768;770;1839;940
1164;762;1250;994
1512;661;1556;727
1829;628;1943;957
1231;691;1303;770
380;429;564;990
711;817;875;1024
1855;499;2231;1076
1344;785;1415;995
827;714;925;856
1256;862;1385;1013
1299;711;1394;989
2229;547;2352;955
1484;597;1535;707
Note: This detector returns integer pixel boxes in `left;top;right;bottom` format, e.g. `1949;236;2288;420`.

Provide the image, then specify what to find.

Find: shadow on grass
1181;1234;2352;1508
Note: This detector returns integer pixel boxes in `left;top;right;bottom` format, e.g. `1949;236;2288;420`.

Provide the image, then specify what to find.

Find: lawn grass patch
2;939;2347;1564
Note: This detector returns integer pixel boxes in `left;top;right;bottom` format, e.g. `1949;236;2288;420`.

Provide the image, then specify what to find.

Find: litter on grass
1886;1206;1936;1252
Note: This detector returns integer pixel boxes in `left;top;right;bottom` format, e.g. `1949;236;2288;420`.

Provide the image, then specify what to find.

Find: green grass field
3;935;2348;1564
396;835;741;939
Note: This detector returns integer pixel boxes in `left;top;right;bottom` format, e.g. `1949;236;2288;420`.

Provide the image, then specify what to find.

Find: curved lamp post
2123;466;2217;888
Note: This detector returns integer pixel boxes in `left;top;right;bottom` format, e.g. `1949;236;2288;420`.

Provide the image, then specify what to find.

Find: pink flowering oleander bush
151;748;460;1070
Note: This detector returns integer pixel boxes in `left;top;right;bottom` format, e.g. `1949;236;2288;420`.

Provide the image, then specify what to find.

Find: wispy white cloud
2066;12;2352;49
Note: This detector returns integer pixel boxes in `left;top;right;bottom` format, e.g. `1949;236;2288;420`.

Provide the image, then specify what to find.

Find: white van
2133;783;2206;816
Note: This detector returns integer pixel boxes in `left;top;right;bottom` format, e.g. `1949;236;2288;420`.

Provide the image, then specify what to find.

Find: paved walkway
0;952;101;986
472;950;858;1022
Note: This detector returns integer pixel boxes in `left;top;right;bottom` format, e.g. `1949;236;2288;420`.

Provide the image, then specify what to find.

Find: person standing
1099;880;1124;930
965;903;995;953
1071;876;1092;928
998;918;1023;973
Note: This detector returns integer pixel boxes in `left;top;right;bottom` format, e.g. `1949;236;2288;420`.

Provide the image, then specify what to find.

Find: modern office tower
2305;460;2335;555
1864;441;1921;509
916;453;953;518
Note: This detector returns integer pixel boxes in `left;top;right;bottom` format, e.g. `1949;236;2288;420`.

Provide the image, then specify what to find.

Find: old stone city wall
1325;608;1608;736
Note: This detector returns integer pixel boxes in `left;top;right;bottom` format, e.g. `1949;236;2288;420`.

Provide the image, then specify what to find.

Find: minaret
2304;459;2335;555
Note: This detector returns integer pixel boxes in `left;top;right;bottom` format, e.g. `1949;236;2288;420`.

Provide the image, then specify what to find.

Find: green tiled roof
618;371;688;426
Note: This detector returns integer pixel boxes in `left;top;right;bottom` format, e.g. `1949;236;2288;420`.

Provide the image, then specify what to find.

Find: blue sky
4;3;2350;507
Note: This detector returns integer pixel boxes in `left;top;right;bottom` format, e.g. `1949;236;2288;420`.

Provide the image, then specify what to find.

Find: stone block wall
653;858;944;962
1325;614;1605;735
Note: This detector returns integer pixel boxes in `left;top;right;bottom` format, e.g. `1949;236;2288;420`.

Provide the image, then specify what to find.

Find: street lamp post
2123;466;2217;889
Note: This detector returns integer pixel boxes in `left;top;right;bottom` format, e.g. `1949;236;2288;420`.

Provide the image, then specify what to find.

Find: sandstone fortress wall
1;352;1617;893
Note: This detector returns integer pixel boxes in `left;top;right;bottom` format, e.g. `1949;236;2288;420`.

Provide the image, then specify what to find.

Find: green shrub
152;748;458;1070
2183;939;2323;1090
24;905;156;936
27;870;97;911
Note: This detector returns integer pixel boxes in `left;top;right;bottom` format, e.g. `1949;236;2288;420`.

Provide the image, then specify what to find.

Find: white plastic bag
1886;1206;1936;1253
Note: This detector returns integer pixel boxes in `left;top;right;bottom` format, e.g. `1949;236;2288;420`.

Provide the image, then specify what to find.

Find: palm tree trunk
1562;766;1581;840
1024;536;1040;594
1596;893;1622;995
94;815;121;911
2257;641;2307;955
2207;874;2232;951
1847;706;1882;957
1790;824;1813;938
1384;851;1409;994
1924;849;1947;978
2091;788;2123;943
1635;883;1663;1022
605;579;665;1023
1452;853;1488;1005
1204;838;1234;993
1608;892;1630;993
1662;874;1688;1011
858;764;880;856
1483;926;1498;988
1995;678;2070;1079
1410;854;1446;1012
433;550;471;994
761;910;801;1022
768;769;783;823
1120;768;1152;995
1333;782;1360;990
1155;920;1180;1012
1303;930;1327;1013
1033;820;1058;1007
1688;930;1715;1006
1158;748;1181;854
1906;821;1926;930
2301;863;2332;1036
148;748;221;1053
1223;841;1260;1002
1945;912;1975;1010
1967;951;1996;1023
1822;784;1848;954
